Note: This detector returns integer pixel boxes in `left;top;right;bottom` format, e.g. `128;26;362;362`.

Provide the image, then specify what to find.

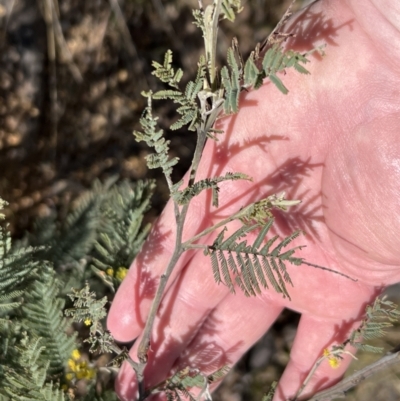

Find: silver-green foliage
0;202;75;399
349;296;400;353
206;219;303;299
91;180;154;292
220;47;241;114
172;172;250;207
21;266;77;376
28;179;153;293
0;218;40;317
134;94;179;182
152;51;206;131
0;236;76;399
0;178;154;400
29;183;103;269
1;335;66;401
221;0;243;22
65;284;111;354
222;44;311;114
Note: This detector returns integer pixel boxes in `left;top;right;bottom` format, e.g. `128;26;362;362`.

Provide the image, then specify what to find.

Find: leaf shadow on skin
171;313;244;394
117;267;242;401
271;185;325;241
219;133;289;162
131;226;173;328
284;3;355;55
145;264;242;389
204;154;325;244
262;157;325;241
274;288;382;401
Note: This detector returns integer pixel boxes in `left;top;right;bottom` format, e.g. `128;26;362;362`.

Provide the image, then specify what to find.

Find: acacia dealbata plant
1;1;399;401
0;180;154;401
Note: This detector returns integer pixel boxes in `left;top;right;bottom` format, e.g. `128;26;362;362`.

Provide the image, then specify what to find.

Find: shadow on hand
131;224;172;328
285;3;354;53
132;264;243;397
206;154;324;242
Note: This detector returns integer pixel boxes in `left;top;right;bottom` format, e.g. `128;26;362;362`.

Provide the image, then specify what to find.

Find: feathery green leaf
206;220;304;299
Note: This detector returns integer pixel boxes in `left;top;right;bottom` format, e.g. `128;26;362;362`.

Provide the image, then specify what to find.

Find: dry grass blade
108;0;149;90
50;0;83;83
40;0;58;164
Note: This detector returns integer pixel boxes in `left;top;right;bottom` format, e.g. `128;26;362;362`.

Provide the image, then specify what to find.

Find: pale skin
107;0;400;400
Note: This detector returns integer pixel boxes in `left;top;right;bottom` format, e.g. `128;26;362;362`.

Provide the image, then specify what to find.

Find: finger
172;291;283;379
107;177;220;341
135;250;232;387
272;314;363;401
114;249;284;400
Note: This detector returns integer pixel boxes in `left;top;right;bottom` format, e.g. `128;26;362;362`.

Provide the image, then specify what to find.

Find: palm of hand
108;1;400;400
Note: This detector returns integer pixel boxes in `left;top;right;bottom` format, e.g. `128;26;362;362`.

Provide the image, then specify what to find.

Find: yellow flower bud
323;348;341;369
65;373;74;382
75;370;86;380
71;349;81;361
67;359;76;371
328;357;340;369
116;267;128;281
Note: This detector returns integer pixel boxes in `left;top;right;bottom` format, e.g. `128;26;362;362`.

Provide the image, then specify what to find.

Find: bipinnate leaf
205;220;304;299
221;47;241;114
2;334;66;401
244;53;263;89
134;93;179;177
349;296;400;352
152;56;205;131
152;50;183;89
221;42;311;114
261;45;310;94
172;172;250;206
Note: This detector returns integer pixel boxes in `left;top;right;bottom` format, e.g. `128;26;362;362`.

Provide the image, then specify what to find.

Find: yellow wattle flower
323;348;341;369
116;267;128;281
328;357;340;369
71;349;81;361
67;359;76;371
65;372;74;382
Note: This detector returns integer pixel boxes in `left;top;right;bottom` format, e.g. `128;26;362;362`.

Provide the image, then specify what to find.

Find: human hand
108;0;400;400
